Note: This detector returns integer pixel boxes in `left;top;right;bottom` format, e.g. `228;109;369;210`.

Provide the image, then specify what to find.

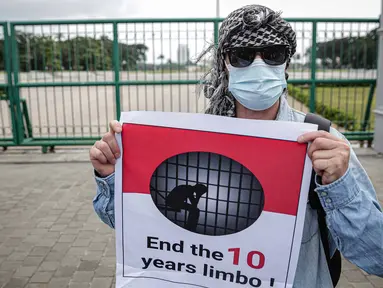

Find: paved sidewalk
0;148;382;288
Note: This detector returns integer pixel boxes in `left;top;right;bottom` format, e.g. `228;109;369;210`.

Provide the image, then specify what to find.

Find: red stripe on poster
121;123;308;216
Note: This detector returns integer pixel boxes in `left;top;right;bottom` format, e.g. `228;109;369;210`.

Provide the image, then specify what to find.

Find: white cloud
0;0;380;65
0;0;380;21
220;0;381;18
0;0;140;20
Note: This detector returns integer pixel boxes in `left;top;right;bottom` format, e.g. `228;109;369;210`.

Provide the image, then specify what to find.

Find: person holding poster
90;4;383;287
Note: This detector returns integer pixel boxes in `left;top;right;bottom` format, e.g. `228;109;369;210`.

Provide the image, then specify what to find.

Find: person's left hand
298;131;350;185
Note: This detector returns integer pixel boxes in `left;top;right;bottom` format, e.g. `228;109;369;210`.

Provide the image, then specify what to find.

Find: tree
11;31;149;72
120;43;148;70
305;28;378;69
0;39;5;71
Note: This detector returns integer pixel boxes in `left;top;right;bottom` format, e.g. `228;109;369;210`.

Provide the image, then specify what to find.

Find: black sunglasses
225;45;289;68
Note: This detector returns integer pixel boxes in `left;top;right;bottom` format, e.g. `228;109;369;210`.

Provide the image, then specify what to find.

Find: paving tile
3;277;29;288
90;277;113;288
54;266;77;278
14;266;38;277
367;275;383;288
47;277;71;288
78;261;100;272
0;260;23;272
0;154;381;288
72;271;95;282
29;247;51;257
23;257;44;267
30;271;54;283
57;235;77;243
38;261;60;272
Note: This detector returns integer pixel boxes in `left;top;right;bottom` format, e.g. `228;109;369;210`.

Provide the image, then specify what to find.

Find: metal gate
0;18;380;150
0;22;17;147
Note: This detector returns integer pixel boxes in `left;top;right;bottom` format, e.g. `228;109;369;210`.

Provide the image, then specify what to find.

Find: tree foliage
305;28;378;69
0;31;148;72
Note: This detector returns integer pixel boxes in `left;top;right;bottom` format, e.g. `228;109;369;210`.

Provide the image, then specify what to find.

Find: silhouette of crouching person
165;184;208;232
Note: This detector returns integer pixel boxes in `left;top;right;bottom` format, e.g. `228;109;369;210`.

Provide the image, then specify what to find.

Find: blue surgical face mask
226;59;287;111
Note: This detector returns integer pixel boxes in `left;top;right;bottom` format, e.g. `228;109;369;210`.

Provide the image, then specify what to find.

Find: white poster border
114;111;317;288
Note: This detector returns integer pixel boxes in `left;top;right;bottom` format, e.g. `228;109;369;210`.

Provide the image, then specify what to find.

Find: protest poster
114;111;317;288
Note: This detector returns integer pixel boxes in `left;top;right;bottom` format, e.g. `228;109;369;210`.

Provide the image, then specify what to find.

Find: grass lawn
289;85;376;131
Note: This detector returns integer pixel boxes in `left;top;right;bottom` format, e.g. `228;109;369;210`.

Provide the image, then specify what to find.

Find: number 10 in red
228;248;265;269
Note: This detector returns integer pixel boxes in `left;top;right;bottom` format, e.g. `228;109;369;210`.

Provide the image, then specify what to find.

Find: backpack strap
304;113;341;287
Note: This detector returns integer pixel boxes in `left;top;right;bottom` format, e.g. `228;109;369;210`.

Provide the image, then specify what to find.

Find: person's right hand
90;120;122;177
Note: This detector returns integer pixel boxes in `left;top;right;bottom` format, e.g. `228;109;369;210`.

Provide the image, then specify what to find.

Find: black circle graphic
149;152;265;236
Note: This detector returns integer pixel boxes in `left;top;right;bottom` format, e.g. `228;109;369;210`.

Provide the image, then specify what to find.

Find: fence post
10;24;24;144
309;21;317;113
113;22;121;120
362;83;376;132
214;19;219;47
3;23;18;145
374;2;383;153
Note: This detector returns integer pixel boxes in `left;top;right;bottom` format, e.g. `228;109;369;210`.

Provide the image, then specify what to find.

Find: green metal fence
0;18;380;150
0;22;15;147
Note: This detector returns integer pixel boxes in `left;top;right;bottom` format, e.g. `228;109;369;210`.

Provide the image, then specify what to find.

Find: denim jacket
93;96;383;287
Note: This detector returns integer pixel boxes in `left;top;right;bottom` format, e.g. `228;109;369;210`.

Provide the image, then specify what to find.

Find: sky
0;0;380;21
0;0;380;65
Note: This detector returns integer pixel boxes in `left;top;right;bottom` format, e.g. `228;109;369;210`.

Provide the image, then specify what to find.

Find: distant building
177;44;190;65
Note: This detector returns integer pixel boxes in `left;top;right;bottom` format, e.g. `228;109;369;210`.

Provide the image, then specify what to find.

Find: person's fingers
109;120;122;133
311;149;338;162
90;146;108;164
307;137;339;159
321;171;338;186
313;167;323;176
312;158;331;172
95;140;116;164
102;132;120;157
297;130;339;143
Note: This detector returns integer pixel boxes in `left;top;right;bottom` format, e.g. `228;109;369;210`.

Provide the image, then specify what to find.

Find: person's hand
298;131;350;185
90;120;122;177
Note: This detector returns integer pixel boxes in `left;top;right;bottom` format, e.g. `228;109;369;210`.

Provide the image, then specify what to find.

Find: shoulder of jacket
290;108;306;123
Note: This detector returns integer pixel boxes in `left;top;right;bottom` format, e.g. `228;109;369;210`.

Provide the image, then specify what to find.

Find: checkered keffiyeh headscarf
197;4;297;117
